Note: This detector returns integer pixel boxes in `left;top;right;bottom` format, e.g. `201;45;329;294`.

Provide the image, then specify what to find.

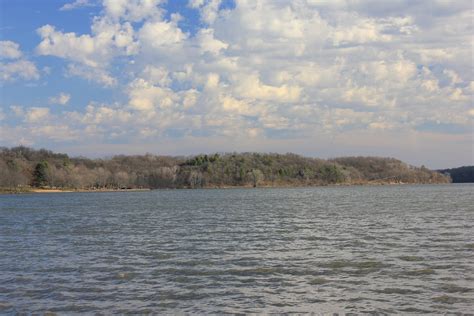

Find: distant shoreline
1;147;452;192
0;188;152;194
1;182;461;195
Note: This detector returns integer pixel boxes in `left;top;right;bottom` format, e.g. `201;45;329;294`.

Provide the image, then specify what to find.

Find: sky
0;0;472;169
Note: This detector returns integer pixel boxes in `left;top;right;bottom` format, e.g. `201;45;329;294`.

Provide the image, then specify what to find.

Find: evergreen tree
32;161;49;187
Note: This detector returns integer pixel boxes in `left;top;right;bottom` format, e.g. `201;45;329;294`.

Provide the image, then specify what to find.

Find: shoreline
0;182;456;195
0;188;152;194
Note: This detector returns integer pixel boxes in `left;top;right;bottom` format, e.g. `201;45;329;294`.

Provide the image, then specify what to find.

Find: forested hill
0;146;450;191
438;166;474;183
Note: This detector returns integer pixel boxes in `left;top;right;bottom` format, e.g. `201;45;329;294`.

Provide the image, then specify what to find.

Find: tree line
438;166;474;183
0;146;450;191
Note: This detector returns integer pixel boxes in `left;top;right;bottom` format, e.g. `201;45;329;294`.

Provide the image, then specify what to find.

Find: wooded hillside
439;166;474;183
0;146;450;191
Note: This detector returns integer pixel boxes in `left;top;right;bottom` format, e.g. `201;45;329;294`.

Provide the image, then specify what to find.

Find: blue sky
0;0;472;168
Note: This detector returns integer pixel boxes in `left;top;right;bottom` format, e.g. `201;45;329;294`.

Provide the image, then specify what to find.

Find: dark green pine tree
32;161;49;187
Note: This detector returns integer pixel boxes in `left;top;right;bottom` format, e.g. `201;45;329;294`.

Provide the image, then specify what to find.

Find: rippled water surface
1;184;473;314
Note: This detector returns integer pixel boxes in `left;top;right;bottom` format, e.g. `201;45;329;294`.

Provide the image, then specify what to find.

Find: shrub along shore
0;146;450;193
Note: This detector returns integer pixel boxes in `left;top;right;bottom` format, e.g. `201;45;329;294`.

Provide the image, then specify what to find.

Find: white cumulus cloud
0;41;22;59
0;41;39;82
60;0;95;11
0;60;40;82
49;92;71;105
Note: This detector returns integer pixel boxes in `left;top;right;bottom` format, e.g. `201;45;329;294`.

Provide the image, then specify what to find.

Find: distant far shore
0;182;461;195
1;146;454;193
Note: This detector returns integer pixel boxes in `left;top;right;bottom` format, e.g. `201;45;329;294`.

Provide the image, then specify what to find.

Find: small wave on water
308;277;330;285
399;255;425;262
404;268;437;276
0;184;473;313
432;294;468;305
374;287;422;295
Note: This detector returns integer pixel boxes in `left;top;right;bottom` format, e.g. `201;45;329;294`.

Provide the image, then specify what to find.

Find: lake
0;184;473;313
